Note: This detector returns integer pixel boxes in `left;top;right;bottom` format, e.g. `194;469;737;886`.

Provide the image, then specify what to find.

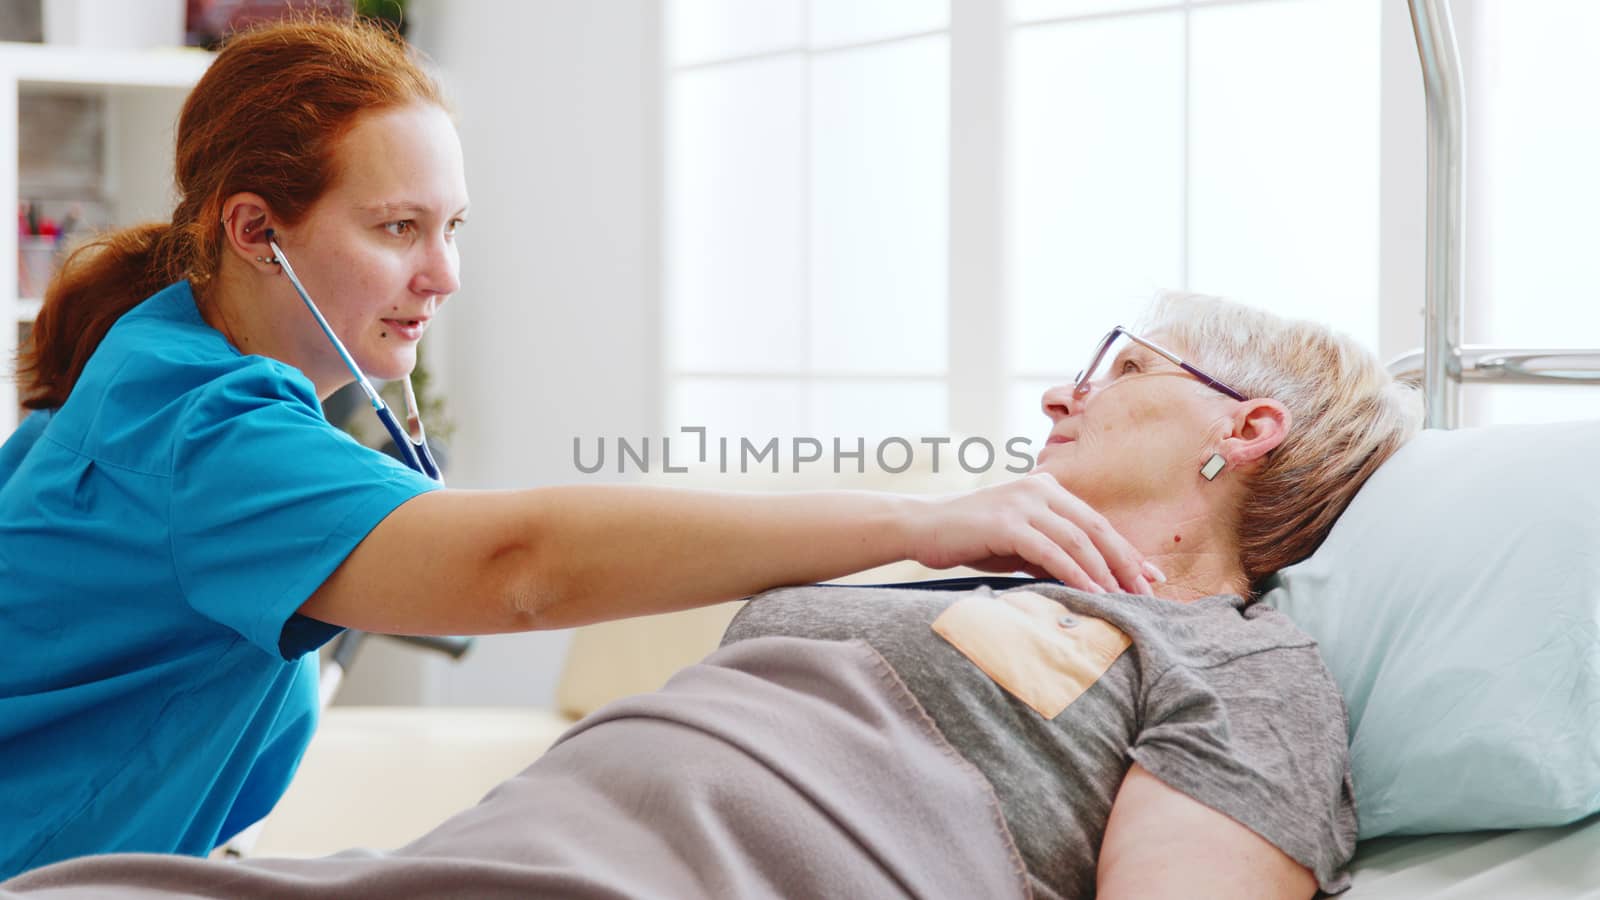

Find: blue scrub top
0;281;441;878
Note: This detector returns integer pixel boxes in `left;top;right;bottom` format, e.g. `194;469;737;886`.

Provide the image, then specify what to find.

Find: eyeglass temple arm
1176;362;1248;401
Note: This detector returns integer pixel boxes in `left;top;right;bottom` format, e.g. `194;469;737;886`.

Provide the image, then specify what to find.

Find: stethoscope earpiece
259;228;280;265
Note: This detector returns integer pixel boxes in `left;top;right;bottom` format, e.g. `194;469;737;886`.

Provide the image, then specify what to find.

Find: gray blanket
2;637;1030;900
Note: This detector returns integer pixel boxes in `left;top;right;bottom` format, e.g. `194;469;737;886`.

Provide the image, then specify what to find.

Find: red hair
17;16;446;410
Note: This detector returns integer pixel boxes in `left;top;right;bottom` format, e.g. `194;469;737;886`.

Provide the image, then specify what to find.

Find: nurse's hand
905;472;1157;595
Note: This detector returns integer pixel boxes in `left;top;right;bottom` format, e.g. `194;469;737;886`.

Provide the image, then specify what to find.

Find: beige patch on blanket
932;590;1132;719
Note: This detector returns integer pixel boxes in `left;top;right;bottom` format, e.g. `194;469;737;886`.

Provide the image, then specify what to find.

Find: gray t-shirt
722;581;1358;897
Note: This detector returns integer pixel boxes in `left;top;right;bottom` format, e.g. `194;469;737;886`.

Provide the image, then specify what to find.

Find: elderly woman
1;294;1421;900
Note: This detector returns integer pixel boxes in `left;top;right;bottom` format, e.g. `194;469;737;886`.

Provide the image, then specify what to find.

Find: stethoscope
212;229;455;860
263;228;444;483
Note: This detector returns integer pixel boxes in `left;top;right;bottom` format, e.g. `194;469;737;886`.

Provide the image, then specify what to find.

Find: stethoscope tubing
264;230;443;483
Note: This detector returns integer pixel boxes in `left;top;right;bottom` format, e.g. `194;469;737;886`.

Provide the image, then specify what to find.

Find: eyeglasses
1073;326;1248;402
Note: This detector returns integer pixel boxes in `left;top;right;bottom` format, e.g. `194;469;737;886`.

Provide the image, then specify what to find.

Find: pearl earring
1200;453;1226;481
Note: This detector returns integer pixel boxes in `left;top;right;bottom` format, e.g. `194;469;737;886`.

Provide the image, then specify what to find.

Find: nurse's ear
219;193;280;273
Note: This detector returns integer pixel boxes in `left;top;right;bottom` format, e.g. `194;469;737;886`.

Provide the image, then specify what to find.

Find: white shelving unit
1;41;212;435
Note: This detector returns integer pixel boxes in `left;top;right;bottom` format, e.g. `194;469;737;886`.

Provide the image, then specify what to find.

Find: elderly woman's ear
1218;399;1292;470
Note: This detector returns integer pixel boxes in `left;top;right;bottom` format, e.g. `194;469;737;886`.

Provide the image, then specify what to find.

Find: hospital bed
1344;824;1600;899
1330;2;1600;895
268;581;1600;897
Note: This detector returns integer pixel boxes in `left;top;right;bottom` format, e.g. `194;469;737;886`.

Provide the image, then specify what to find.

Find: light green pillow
1262;421;1600;839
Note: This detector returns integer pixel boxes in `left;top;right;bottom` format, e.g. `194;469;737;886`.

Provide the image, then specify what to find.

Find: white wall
333;0;663;707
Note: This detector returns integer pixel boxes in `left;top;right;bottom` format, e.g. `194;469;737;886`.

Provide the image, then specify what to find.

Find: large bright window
1005;0;1381;438
1467;0;1600;424
665;1;951;445
665;0;1590;456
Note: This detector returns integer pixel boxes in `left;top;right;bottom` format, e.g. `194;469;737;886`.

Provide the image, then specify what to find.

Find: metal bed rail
1402;0;1600;426
1388;347;1600;387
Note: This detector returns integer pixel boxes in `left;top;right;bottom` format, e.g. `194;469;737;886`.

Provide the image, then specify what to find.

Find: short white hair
1141;291;1423;590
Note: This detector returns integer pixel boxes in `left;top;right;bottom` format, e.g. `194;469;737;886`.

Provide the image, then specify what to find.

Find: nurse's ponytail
17;14;445;410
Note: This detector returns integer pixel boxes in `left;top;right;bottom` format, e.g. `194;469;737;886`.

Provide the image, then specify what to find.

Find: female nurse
0;17;1158;879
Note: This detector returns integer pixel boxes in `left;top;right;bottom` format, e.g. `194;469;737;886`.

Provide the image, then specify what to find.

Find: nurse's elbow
486;539;562;632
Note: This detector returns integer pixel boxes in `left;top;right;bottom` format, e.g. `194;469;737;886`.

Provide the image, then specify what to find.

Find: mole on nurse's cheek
380;331;388;338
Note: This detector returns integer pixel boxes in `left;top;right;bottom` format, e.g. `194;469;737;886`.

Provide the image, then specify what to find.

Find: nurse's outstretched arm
298;473;1155;635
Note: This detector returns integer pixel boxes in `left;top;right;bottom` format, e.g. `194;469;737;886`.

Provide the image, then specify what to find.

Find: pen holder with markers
18;235;59;300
